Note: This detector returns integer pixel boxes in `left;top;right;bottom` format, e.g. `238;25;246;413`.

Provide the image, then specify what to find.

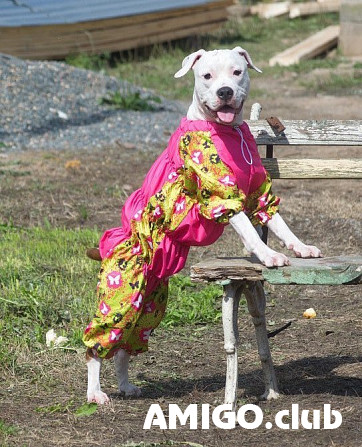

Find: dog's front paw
288;243;322;258
119;383;142;397
260;250;290;268
87;390;110;405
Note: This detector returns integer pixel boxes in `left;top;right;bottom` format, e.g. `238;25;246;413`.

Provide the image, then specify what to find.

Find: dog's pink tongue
216;106;235;124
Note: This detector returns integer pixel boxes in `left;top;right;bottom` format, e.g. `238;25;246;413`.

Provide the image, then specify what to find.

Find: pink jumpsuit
83;118;280;358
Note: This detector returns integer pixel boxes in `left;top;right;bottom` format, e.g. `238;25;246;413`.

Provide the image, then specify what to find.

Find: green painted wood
190;255;362;286
262;256;362;285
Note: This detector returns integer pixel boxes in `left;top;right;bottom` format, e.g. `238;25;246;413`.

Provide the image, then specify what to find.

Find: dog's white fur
87;47;322;404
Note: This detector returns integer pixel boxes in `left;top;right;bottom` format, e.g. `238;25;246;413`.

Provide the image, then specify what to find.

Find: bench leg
222;281;243;409
244;281;280;400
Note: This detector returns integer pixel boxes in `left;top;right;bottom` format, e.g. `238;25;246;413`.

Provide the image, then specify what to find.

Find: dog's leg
244;281;279;400
114;349;142;397
223;282;243;409
86;349;110;404
230;212;290;267
267;213;322;258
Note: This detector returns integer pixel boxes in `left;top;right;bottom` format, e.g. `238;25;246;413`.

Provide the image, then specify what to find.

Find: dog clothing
83;117;280;358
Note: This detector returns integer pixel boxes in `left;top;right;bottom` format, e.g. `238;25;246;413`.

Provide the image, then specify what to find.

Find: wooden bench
190;117;362;408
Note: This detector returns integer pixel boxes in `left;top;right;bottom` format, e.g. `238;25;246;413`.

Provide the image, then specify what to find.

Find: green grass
0;420;18;436
65;13;340;100
301;70;362;95
100;90;161;111
0;225;226;366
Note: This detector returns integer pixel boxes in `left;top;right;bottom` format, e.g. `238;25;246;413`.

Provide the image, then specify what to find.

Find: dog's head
175;47;261;126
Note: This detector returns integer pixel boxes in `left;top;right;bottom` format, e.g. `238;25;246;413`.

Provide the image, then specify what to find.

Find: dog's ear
174;49;206;78
232;46;262;73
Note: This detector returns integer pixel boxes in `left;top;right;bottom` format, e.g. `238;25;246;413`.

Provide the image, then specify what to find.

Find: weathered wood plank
246;120;362;146
190;256;362;285
289;0;341;19
1;21;224;59
262;158;362;179
269;25;340;67
1;8;225;52
252;2;291;19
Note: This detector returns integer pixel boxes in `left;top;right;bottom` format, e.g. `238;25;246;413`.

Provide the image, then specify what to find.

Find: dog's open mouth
216;105;237;124
206;102;244;124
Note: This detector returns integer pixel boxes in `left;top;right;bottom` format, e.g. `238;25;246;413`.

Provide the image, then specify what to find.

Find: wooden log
246;120;362;146
262;158;362;179
289;0;341;19
269;25;340;67
190;256;362;285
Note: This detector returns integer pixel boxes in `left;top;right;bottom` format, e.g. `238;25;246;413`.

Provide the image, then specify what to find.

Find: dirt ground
0;74;361;446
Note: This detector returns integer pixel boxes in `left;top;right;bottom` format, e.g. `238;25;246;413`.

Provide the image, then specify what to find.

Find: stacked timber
0;0;233;60
250;0;340;19
289;0;341;18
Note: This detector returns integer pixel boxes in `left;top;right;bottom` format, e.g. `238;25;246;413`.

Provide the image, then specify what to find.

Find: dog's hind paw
260;389;280;401
87;390;110;405
119;383;142;397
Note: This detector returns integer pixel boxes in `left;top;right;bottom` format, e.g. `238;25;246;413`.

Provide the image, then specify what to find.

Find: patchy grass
0;419;18;436
0;225;226;367
301;70;362;95
100;90;161;111
65;52;111;72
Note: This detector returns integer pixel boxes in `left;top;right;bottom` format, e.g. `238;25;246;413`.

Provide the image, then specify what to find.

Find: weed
0;169;31;177
100;90;161;111
65;52;111;71
36;400;74;414
74;403;98;417
0;419;18;436
78;204;88;221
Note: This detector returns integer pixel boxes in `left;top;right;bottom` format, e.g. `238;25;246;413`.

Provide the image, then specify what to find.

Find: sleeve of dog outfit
179;131;246;224
244;173;280;226
239;123;280;225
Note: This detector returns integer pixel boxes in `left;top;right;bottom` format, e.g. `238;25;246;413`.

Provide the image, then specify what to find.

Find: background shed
0;0;233;60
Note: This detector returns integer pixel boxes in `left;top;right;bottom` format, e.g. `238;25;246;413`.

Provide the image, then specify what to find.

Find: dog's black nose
217;86;234;100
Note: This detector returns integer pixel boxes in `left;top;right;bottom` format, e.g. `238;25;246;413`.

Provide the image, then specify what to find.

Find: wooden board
269;25;340;67
252;2;291;19
246;120;362;146
289;0;341;19
190;256;362;285
262;158;362;179
0;0;232;59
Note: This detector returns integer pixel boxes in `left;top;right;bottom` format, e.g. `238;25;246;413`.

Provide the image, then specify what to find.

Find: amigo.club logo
143;403;342;430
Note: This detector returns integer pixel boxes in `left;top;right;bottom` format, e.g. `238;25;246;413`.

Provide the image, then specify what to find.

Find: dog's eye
233;70;242;76
203;73;212;80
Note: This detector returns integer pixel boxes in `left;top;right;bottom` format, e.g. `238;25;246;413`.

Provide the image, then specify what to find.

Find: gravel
0;53;186;152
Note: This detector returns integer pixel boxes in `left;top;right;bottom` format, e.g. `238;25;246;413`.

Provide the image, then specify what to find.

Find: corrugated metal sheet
0;0;221;26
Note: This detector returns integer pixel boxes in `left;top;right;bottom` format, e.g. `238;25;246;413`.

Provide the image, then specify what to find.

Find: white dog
86;47;322;404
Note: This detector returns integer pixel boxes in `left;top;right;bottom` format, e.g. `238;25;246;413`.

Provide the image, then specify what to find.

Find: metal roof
0;0;221;27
